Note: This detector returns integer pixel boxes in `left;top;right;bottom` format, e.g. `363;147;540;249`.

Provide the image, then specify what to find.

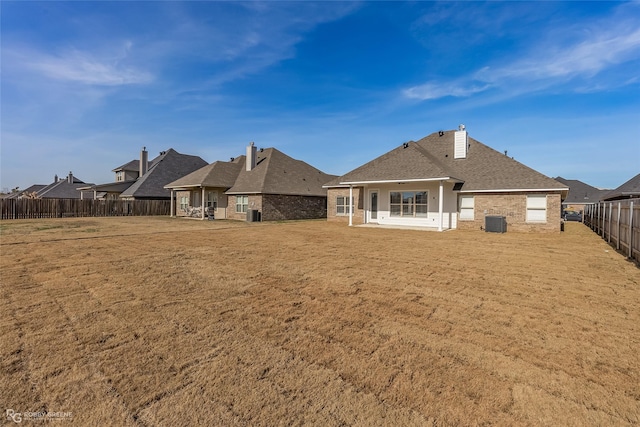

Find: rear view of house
324;126;568;232
165;143;336;221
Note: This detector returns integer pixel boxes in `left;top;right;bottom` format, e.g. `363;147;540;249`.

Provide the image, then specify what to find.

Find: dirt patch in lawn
1;217;638;426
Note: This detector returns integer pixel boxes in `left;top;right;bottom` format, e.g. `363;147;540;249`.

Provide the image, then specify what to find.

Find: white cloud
404;4;640;101
403;82;491;100
24;44;153;86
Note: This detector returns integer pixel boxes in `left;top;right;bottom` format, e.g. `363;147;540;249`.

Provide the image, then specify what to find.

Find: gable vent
454;124;468;159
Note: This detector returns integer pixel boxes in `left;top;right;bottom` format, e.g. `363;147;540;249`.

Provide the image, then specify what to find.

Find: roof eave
459;187;569;193
338;177;457;186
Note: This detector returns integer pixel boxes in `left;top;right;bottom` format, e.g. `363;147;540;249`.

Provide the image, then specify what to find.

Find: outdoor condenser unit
485;216;507;233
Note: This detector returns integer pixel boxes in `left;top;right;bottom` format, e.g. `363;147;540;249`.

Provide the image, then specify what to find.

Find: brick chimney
246;142;257;171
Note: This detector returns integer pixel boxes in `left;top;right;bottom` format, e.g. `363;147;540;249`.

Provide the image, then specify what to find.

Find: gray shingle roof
4;184;47;199
555;177;609;204
601;173;640;201
326;130;567;192
165;156;244;189
120;149;207;199
36;175;92;199
226;148;336;197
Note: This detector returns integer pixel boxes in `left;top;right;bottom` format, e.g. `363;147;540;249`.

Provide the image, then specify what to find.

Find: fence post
608;203;612;243
617;202;621;250
630;201;634;259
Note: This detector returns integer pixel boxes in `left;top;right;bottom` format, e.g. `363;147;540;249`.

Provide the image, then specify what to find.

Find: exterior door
369;190;379;223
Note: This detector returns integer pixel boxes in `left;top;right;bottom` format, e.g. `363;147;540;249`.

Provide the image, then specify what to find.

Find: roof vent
454;125;468;159
402;142;409;149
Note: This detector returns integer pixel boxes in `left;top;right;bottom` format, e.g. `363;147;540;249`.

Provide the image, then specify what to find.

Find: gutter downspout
170;190;175;217
438;180;444;232
349;185;353;227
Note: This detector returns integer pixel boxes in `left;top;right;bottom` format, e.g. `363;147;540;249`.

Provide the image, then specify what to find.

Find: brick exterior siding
227;194;326;221
456;192;562;232
327;187;365;225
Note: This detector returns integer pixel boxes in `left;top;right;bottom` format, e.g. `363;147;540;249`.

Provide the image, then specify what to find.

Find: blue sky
2;1;639;192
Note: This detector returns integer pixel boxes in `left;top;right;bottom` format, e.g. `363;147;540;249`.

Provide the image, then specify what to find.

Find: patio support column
170;190;175;217
201;187;205;220
349;185;353;227
438;180;444;232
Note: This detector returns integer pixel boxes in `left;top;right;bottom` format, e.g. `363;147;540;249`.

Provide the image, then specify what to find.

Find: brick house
77;148;207;200
165;143;336;221
324;126;568;232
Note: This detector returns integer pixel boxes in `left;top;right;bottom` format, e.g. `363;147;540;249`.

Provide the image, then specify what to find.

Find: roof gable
120;149;208;198
602;173;640;201
227;148;335;196
327;130;567;192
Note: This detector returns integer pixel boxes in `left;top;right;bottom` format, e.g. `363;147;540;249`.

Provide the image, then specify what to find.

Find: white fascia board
458;187;569;193
163;184;202;190
339;177;453;185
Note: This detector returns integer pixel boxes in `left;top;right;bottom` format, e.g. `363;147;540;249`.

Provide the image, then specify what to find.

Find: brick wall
226;195;262;221
456;192;562;232
262;194;327;221
327;187;364;225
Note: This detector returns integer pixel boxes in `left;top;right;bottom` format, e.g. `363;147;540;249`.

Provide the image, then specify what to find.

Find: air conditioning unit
485;216;507;233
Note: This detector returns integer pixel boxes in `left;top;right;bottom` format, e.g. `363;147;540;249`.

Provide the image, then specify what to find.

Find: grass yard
1;217;638;426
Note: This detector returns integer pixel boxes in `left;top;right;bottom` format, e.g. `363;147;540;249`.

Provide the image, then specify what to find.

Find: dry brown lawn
1;217;638;426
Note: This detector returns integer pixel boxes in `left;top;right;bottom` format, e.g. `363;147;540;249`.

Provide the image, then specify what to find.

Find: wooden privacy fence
583;199;640;264
0;198;171;219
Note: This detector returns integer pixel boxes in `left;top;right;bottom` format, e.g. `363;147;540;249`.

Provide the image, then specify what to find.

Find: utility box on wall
246;209;261;222
485;216;507;233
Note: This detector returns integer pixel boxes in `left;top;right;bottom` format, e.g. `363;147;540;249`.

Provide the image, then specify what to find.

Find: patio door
369;190;379;223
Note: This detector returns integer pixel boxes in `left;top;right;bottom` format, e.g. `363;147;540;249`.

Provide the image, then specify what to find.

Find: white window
180;196;189;211
336;196;354;216
390;191;428;217
116;171;124;182
459;195;474;220
526;195;547;222
236;195;248;213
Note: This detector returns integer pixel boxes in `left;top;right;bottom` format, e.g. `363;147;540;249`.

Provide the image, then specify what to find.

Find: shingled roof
165;156;245;189
226;148;335;197
36;173;92;199
120;149;207;199
555;177;609;204
326;130;567;193
165;147;336;197
601;173;640;201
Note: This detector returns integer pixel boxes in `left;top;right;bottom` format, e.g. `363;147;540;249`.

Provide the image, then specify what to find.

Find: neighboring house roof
325;130;567;193
554;177;609;204
226;148;336;196
36;174;93;199
120;149;208;199
77;181;137;193
601;173;640;201
165;147;336;197
4;184;47;199
166;156;245;189
112;158;157;172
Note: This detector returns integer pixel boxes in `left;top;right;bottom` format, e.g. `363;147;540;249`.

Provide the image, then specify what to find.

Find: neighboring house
601;173;640;201
165;142;336;221
554;177;610;213
3;184;47;199
79;148;207;200
15;172;93;199
324;126;569;232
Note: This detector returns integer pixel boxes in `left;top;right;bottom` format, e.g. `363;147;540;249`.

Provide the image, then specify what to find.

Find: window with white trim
459;195;474;220
336;196;354;216
526;195;547;222
180;196;189;211
390;191;428;217
236;195;248;213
